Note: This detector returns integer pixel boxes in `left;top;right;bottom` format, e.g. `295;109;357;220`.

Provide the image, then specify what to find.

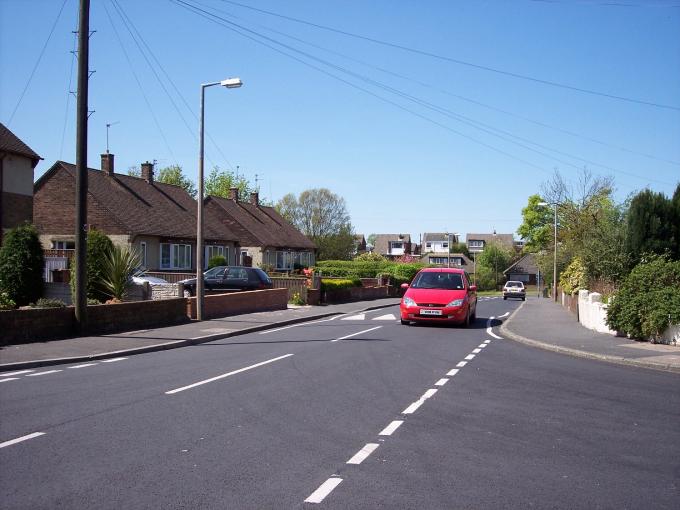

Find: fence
270;276;310;301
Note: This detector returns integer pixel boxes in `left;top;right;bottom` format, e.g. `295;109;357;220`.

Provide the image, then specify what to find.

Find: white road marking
435;378;449;386
305;477;343;504
341;314;365;321
68;363;98;369
0;378;19;383
484;339;491;344
372;313;396;321
165;354;294;395
0;432;45;449
478;344;487;348
379;420;404;436
456;361;468;367
347;443;380;465
499;312;510;318
422;388;438;399
472;348;481;354
26;370;62;377
0;370;34;377
486;316;503;339
446;368;460;376
332;326;382;342
402;400;424;414
465;354;476;360
100;357;127;363
259;315;340;335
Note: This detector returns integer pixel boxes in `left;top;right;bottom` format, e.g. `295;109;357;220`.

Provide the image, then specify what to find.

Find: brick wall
0;307;74;345
186;288;288;320
323;286;398;304
1;191;32;229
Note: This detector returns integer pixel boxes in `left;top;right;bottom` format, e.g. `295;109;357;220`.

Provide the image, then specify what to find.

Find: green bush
606;255;680;340
314;260;425;283
0;223;44;306
101;245;141;301
474;266;497;291
208;255;227;269
354;252;387;262
320;278;361;292
31;298;66;308
289;291;306;306
559;257;587;295
70;228;114;303
0;291;16;310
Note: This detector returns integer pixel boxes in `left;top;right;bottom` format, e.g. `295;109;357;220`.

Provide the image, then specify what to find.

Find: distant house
205;188;315;271
466;232;515;253
373;234;413;259
422;232;461;254
353;234;367;256
0;123;42;243
503;253;540;285
33;154;240;273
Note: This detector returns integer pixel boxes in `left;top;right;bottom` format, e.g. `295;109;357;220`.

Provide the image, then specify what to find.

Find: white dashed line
446;368;460;376
379;420;404;436
484;339;491;344
435;378;449;386
402;399;425;415
165;354;294;395
372;313;397;321
341;314;366;321
0;370;34;377
0;378;19;383
422;388;438;399
305;477;343;504
332;326;382;342
347;443;379;465
465;354;476;360
100;357;127;363
26;370;62;377
68;363;98;369
478;343;487;348
472;348;481;353
0;432;45;449
456;361;467;368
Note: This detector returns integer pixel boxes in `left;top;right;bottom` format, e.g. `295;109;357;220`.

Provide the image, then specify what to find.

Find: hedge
314;260;425;282
320;278;361;292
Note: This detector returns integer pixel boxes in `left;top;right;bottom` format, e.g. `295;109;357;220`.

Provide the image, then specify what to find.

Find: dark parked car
179;266;273;296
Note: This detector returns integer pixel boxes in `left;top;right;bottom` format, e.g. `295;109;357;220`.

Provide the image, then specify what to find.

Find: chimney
250;191;259;206
141;161;154;183
229;187;239;202
101;153;114;176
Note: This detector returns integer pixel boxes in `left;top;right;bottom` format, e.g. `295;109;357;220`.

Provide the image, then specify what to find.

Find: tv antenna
106;121;120;153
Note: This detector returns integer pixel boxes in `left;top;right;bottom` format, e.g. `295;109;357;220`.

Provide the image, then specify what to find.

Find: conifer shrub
0;224;44;306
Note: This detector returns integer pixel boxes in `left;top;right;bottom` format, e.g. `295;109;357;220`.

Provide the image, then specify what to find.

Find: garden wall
186;288;288;320
577;289;616;335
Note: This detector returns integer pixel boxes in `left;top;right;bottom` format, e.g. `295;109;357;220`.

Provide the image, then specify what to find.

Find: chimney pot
141;161;154;183
101;153;114;176
229;187;239;202
250;191;259;206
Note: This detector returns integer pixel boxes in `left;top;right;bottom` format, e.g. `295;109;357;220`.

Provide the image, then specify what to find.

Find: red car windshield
411;272;464;290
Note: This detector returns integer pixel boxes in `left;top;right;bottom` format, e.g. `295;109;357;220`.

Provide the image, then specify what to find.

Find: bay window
160;243;192;270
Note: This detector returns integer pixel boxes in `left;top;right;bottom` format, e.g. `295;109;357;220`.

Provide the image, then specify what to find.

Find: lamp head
220;77;243;89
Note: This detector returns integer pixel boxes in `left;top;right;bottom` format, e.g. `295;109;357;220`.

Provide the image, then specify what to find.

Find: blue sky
2;0;679;242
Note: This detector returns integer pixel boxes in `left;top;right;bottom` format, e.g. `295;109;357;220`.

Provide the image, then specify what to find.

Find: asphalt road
1;298;678;509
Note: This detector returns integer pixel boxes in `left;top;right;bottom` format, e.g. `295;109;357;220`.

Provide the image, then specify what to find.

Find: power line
8;0;69;125
216;0;680;112
59;25;78;159
175;0;672;185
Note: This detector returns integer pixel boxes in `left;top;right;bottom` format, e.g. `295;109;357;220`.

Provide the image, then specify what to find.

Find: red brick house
33;154;240;272
205;189;316;271
0;123;42;243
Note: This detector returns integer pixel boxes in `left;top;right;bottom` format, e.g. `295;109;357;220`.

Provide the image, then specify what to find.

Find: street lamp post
538;201;558;301
196;77;242;321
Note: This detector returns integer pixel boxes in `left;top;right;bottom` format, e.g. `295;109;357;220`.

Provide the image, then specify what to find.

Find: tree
205;166;253;199
156;165;197;197
0;223;44;306
366;234;377;247
517;194;553;252
71;228;114;303
626;187;678;262
449;242;471;258
276;188;355;261
477;241;513;289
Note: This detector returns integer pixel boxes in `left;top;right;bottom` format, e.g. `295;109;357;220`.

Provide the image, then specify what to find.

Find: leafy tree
157;165;197;198
517;194;553;252
127;165;140;177
477;241;513;289
354;251;386;262
366;234;377;247
450;242;470;258
626;187;678;262
71;228;114;303
276;188;355;260
208;255;227;268
205;166;253;199
0;223;44;306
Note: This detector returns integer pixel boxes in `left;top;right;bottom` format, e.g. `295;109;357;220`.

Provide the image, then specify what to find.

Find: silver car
503;281;526;301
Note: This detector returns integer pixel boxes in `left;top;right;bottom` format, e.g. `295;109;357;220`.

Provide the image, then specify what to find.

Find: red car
400;268;477;327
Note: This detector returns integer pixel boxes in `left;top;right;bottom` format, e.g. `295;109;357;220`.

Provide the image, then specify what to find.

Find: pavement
3;295;679;374
501;296;680;373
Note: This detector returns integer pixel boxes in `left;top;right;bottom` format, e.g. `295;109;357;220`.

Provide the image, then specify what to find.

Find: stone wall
150;283;181;300
186;288;288;320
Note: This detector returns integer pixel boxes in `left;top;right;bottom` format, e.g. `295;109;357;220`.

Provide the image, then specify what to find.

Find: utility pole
74;0;90;331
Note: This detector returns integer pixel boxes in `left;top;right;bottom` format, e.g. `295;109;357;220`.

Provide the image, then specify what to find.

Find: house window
205;245;228;269
51;240;75;250
442;242;449;249
276;251;293;270
426;242;432;249
140;242;147;268
160;243;192;270
240;250;248;265
469;240;484;248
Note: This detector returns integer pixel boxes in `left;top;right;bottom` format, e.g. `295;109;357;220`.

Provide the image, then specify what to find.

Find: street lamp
538;201;558;301
196;77;242;321
445;232;460;267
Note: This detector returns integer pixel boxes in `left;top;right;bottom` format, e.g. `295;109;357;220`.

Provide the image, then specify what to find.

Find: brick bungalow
33;154;240;273
0;123;42;243
205;188;316;271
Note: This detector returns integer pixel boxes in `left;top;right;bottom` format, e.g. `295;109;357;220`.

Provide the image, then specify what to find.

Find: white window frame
160;243;192;270
205;245;228;269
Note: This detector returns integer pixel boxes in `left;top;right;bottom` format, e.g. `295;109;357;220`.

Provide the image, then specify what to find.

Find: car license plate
420;309;442;316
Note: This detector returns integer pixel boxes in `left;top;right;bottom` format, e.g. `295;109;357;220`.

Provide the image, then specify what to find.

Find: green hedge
320;278;361;292
606;255;680;340
314;260;425;282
